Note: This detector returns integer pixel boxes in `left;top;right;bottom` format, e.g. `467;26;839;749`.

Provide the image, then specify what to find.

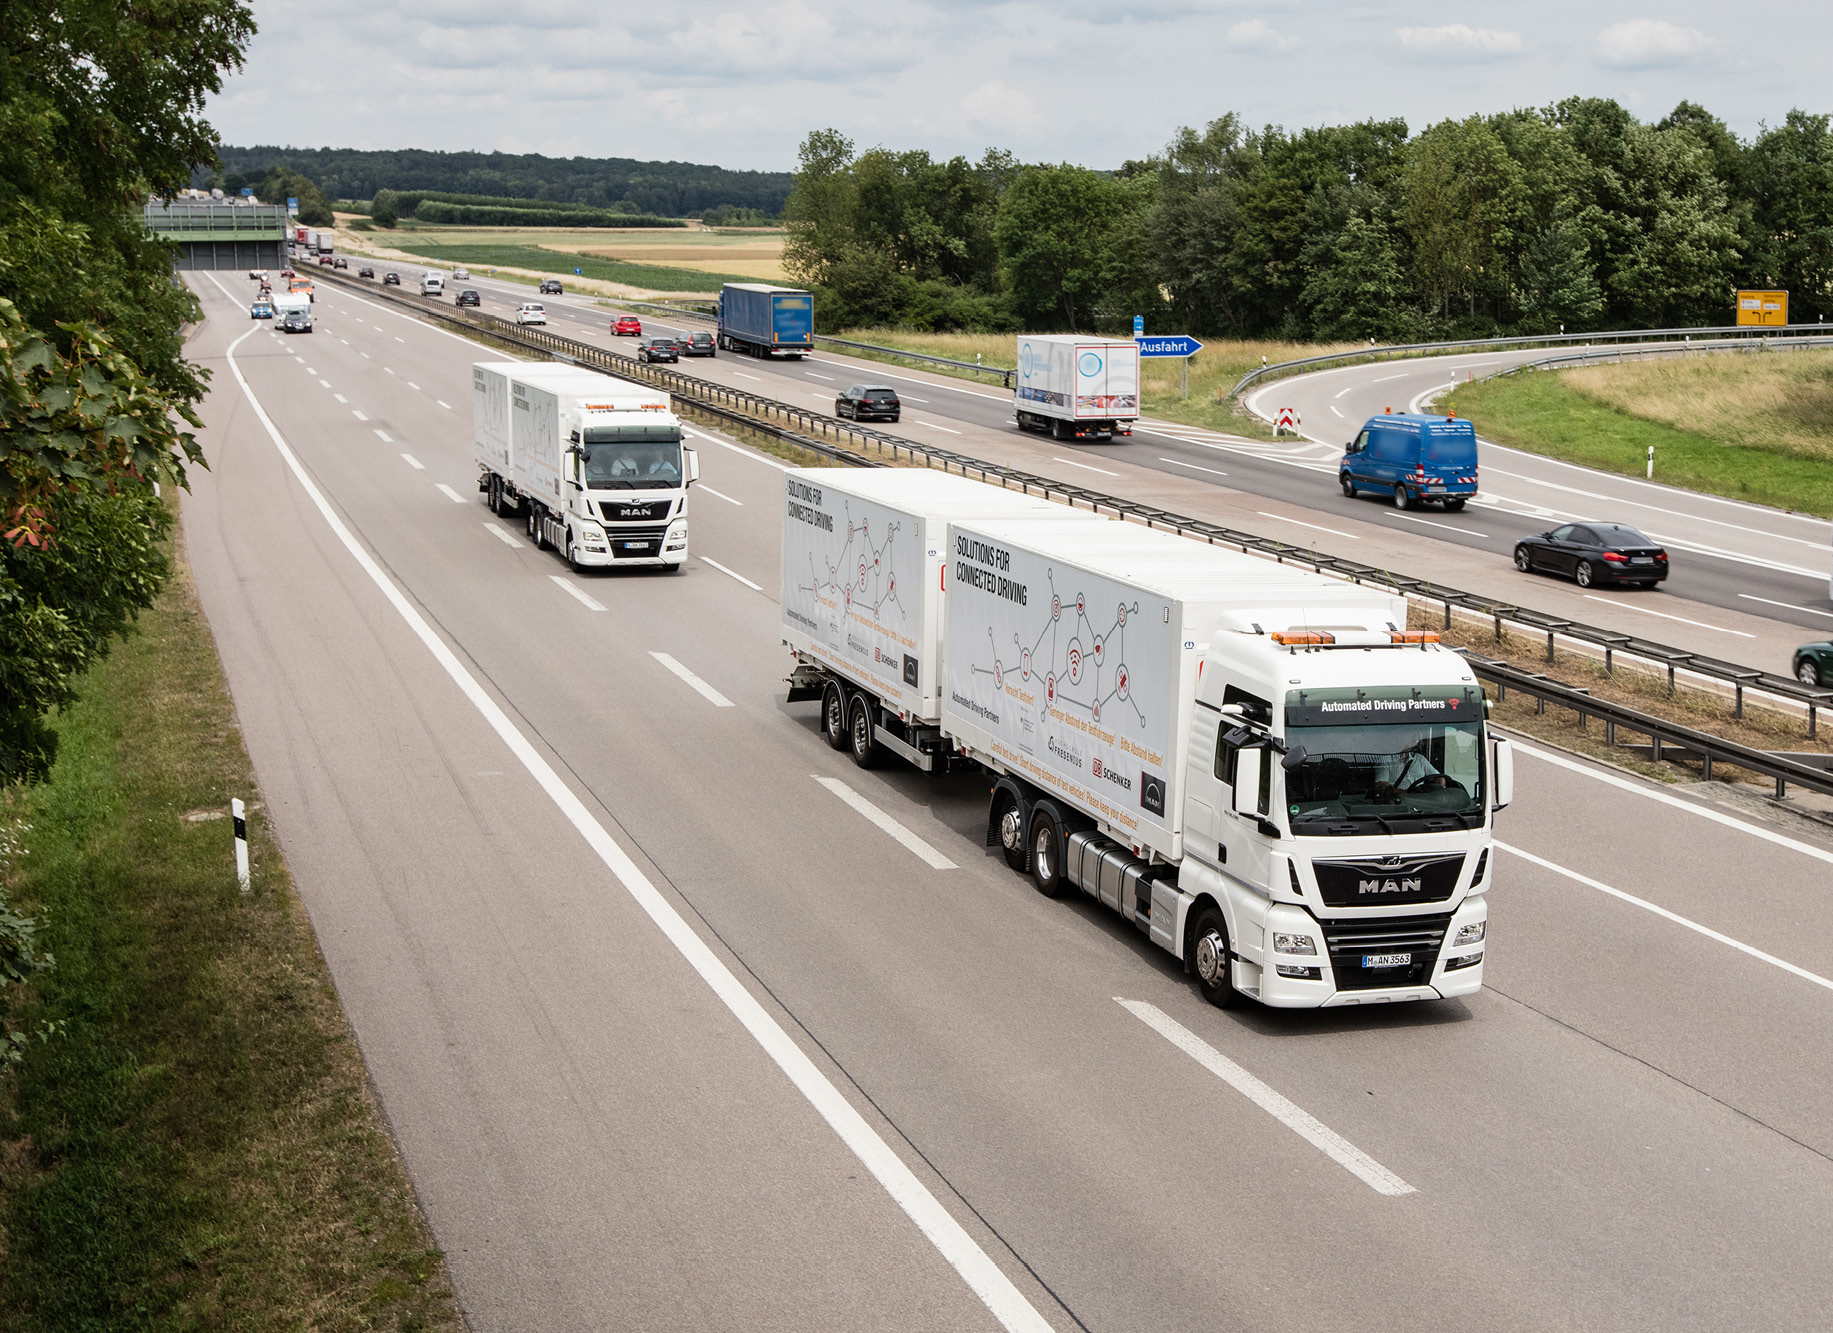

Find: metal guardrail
1227;322;1833;399
314;269;1833;767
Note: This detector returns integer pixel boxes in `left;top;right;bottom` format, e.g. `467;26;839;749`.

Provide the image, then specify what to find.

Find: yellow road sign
1736;289;1788;326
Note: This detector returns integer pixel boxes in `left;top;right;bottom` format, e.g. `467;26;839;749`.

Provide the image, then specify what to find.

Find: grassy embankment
1448;350;1833;519
381;240;754;293
822;330;1364;439
0;516;460;1331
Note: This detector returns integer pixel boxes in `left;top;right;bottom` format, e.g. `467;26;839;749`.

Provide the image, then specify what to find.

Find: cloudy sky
207;1;1826;171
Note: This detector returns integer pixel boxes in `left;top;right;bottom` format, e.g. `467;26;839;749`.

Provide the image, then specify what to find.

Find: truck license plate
1363;952;1412;969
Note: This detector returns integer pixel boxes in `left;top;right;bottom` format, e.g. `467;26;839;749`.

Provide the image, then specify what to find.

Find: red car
613;316;642;336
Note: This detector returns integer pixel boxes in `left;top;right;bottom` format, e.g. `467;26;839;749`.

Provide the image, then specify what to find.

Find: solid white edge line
915;419;964;435
1392;514;1486;538
1159;457;1230;478
684;426;791;472
697;485;743;506
1256;511;1358;540
701;556;762;591
1051;456;1118;476
434;482;466;504
812;776;958;870
1508;740;1833;867
1116;1000;1415;1196
649;651;735;707
208;300;1054;1332
1579;593;1756;638
1739;592;1833;620
484;522;524;548
1496;842;1833;993
549;574;606;611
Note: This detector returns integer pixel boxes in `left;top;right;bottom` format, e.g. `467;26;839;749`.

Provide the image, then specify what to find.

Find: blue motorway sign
1137;334;1204;358
286;196;298;212
1133;314;1145;337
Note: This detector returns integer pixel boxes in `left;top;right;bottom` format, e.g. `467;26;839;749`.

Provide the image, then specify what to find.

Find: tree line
207;146;793;221
785;100;1833;336
362;190;682;229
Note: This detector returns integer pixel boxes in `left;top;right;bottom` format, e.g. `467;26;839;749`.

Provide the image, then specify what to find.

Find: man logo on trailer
1141;772;1166;817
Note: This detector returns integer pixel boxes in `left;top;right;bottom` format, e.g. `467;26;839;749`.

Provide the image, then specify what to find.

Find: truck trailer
472;361;699;571
783;468;1511;1010
718;283;814;358
1013;335;1140;441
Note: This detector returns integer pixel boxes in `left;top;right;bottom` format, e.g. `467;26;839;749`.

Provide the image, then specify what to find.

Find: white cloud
1394;25;1523;58
1595;19;1713;69
1226;19;1299;53
960;80;1046;133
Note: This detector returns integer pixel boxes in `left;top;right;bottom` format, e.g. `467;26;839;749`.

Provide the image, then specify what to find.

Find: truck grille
599;500;672;522
601;522;670;558
1310;853;1465;908
1318;912;1453;990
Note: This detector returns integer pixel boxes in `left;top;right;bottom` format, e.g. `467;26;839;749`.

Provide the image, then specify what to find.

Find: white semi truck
1013;334;1140;441
784;467;1510;1010
473;360;698;572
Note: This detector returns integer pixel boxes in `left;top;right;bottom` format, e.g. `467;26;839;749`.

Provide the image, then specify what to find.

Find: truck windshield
578;426;683;489
1283;686;1485;829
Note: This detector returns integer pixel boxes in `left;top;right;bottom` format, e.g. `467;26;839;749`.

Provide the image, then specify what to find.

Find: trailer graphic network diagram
971;569;1148;733
796;501;907;626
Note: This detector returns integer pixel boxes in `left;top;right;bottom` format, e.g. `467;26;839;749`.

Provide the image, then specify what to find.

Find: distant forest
205;146;792;218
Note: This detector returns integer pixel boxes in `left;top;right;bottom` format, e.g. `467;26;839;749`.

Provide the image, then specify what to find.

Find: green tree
257;166;333;226
994;164;1126;329
1747;110;1833;322
1301;214;1413;341
1518;223;1605;330
368;187;400;228
783;128;859;289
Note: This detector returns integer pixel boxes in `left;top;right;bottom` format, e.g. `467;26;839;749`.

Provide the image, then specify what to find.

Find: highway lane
192;271;1833;1330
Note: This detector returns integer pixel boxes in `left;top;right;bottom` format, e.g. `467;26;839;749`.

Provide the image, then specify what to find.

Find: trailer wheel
820;682;849;750
1190;905;1241;1009
991;790;1027;872
1029;809;1066;898
847;695;880;769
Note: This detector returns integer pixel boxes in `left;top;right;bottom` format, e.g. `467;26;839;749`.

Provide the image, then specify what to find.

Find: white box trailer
785;477;1512;1010
1013;335;1140;441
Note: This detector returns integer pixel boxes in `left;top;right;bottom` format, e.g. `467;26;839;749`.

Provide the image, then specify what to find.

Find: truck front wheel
1029;810;1066;898
821;682;849;750
991;791;1027;872
1190;905;1241;1008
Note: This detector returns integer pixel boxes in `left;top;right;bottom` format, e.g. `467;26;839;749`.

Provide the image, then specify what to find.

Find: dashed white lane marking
394;336;404;343
333;393;347;403
904;396;929;403
318;378;331;387
353;410;369;421
812;776;957;870
1335;385;1357;397
1051;455;1117;475
1391;513;1486;538
701;556;762;590
1499;842;1833;994
1159;457;1230;478
805;372;834;380
437;400;452;410
697;485;742;506
484;522;524;548
1256;511;1358;540
384;367;396;375
399;452;422;468
434;483;466;503
1330;405;1344;417
916;419;964;435
1738;593;1833;620
650;651;734;706
408;382;420;391
1580;594;1755;638
1118;1000;1414;1196
550;575;606;611
733;371;763;381
1372;372;1408;383
373;429;393;443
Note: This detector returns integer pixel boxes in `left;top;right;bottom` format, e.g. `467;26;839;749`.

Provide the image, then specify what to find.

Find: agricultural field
1448;348;1833;518
339;219;787;286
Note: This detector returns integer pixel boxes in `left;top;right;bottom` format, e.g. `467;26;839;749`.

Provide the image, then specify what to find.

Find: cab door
1183;701;1227;869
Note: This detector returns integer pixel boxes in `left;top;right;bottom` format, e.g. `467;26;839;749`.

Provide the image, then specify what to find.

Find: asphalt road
341;259;1833;669
190;270;1833;1330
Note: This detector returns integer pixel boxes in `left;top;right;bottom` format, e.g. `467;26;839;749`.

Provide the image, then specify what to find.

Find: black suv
358;267;375;278
637;337;679;364
538;279;563;295
382;272;400;286
681;330;715;357
455;289;481;307
836;384;900;422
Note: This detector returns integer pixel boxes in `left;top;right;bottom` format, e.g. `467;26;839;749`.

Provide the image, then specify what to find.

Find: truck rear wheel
821;682;849;750
1392;485;1412;511
1029;809;1066;898
1190;905;1241;1009
847;695;880;769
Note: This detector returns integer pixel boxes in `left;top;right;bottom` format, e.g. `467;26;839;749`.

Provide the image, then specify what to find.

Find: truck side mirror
685;447;700;486
1232;748;1263;817
1492;738;1514;810
1279;745;1307;772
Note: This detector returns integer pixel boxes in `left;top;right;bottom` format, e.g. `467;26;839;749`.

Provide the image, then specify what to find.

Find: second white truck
473;360;698;571
1012;334;1140;441
785;467;1510;1010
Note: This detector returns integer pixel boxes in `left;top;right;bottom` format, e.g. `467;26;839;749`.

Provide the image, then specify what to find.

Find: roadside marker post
1647;445;1654;479
232;798;250;892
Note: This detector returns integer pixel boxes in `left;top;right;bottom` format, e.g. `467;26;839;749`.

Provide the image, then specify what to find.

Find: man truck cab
1340;412;1478;511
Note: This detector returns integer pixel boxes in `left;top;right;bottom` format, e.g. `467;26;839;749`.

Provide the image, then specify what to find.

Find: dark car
1514;522;1668;589
455;289;481;307
1794;641;1833;687
383;272;400;286
836;384;901;422
637;337;679;364
358;267;375;279
681;330;715;357
280;309;312;334
539;279;563;295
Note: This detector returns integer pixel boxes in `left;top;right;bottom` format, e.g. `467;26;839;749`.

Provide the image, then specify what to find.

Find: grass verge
1447;353;1833;519
0;513;461;1332
382;241;750;293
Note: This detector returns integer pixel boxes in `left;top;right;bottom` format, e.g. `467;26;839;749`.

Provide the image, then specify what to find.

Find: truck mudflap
786;663;826;704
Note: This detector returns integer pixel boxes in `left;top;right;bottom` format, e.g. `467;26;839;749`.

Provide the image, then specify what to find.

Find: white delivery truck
784;469;1511;1010
1013;334;1140;441
473;361;698;572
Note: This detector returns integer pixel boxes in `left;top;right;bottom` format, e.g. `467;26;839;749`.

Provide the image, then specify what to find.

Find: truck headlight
1455;921;1486;946
1272;932;1317;956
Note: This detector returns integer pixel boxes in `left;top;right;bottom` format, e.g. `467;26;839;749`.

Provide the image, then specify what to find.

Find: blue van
1339;413;1479;511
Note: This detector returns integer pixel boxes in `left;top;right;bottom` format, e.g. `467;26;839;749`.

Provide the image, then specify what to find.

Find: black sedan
637;337;679;363
455;289;481;307
836;384;901;422
1794;641;1833;687
382;272;401;286
1514;522;1668;588
539;279;563;295
681;330;715;357
358;267;375;278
